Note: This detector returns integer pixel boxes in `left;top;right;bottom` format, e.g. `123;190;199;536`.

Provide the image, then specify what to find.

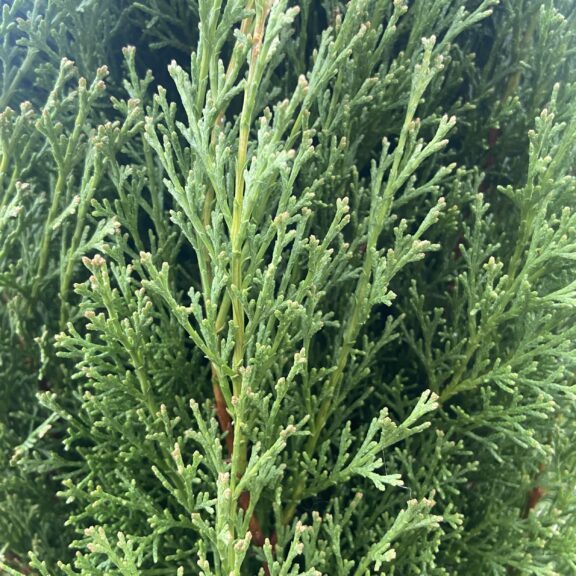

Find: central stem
228;1;270;526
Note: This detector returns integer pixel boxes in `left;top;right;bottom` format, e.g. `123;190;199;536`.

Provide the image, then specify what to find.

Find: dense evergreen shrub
1;1;575;574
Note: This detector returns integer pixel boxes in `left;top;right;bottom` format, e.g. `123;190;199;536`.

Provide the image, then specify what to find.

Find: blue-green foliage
1;1;575;574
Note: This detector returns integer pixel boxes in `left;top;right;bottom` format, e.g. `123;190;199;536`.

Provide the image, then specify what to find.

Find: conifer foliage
1;0;576;574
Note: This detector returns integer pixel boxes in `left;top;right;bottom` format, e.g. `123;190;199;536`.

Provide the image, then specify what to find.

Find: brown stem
523;486;545;517
522;463;546;519
211;367;273;571
211;373;268;540
508;467;546;576
212;366;234;456
238;491;265;547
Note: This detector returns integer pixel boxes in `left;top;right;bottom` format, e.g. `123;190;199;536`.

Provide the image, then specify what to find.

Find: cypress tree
1;1;575;574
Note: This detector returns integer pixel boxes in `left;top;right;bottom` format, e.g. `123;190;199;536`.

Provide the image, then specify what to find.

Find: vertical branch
284;37;445;523
228;1;271;483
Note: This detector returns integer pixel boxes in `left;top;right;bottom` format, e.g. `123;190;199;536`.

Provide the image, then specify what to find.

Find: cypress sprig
1;1;576;574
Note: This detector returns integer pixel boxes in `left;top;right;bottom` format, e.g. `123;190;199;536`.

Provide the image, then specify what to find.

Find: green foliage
1;0;575;574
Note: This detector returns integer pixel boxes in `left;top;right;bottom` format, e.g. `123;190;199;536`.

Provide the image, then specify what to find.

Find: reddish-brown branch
212;367;234;456
238;491;265;546
522;463;546;519
211;367;274;574
525;486;545;514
